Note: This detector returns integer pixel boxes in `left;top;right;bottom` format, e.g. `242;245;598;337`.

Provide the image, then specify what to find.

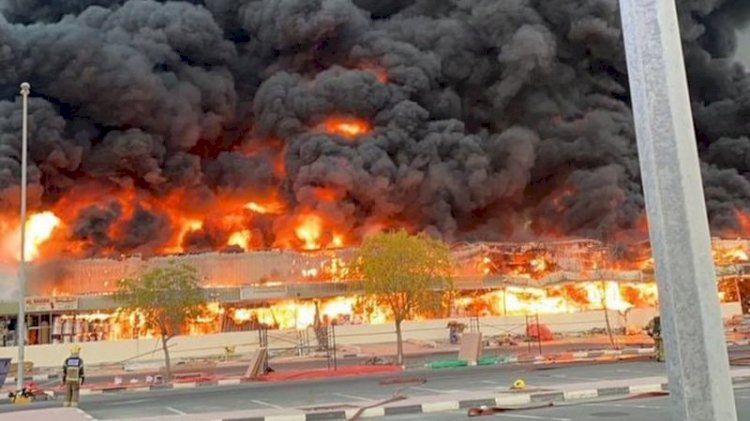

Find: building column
619;0;738;419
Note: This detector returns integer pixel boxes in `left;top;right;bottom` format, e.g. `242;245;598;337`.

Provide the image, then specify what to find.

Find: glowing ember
323;117;371;139
296;214;323;250
24;212;61;261
331;234;344;248
227;230;252;251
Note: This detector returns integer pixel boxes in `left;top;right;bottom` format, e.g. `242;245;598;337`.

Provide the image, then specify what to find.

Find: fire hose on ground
466;391;670;417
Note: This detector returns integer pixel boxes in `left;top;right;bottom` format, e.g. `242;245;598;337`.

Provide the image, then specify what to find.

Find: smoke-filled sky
0;0;748;258
738;28;750;66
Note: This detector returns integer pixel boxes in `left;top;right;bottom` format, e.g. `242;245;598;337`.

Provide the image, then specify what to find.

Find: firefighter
646;316;664;362
62;345;85;407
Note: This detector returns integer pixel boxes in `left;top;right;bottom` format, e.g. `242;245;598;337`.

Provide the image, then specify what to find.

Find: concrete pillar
619;1;738;420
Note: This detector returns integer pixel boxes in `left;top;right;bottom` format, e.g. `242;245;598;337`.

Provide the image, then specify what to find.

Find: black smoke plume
0;0;748;256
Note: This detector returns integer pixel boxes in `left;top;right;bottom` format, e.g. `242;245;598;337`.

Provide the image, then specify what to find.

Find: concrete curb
509;347;654;364
72;377;252;397
4;373;60;385
213;375;750;421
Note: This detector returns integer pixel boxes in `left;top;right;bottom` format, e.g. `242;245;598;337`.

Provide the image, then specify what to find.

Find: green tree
115;262;205;380
353;230;454;365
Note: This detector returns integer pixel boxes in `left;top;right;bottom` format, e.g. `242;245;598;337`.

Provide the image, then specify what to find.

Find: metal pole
331;324;337;371
16;82;30;392
535;313;542;355
619;1;737;419
525;314;531;354
734;275;743;313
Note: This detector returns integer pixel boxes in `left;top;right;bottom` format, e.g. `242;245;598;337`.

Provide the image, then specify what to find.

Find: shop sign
25;296;78;312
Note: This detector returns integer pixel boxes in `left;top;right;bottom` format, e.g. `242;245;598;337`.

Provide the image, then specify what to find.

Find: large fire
49;281;660;342
3;191;750;346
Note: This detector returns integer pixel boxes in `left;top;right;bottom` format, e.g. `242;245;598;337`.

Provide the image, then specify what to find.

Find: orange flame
296;214;323;250
24;212;61;261
165;219;203;254
227;230;252;251
323;117;371;139
245;201;285;215
2;211;62;262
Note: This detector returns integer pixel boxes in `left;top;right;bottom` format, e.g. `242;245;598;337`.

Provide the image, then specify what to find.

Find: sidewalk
5;334;654;384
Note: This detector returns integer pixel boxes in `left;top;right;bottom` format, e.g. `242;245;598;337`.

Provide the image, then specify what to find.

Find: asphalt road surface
384;387;750;420
2;360;667;419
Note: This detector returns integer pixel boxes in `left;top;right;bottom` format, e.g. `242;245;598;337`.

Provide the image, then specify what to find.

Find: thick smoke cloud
0;0;748;257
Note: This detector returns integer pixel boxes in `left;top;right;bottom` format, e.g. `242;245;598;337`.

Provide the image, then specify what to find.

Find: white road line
616;369;652;374
482;380;499;384
251;399;285;409
76;409;96;421
497;414;572;421
102;398;154;406
165;407;187;416
411;386;466;393
332;392;373;401
584;402;666;410
547;374;601;381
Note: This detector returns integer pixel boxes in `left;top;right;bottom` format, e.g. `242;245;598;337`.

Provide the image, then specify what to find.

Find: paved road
384;386;750;420
2;360;664;419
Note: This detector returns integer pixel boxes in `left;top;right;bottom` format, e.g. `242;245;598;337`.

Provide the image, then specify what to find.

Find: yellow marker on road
512;379;526;390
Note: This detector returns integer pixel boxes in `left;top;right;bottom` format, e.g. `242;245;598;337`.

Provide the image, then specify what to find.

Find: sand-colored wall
0;303;740;368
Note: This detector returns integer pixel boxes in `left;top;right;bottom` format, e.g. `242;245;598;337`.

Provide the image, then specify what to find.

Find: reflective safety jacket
63;356;85;384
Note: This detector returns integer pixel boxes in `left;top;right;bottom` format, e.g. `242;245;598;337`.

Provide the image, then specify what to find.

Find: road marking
547;374;601;381
584;402;666;410
411;386;466;393
616;368;652;374
101;398;155;406
251;399;285;409
76;409;96;421
482;380;499;384
166;407;187;415
497;414;571;421
332;392;372;401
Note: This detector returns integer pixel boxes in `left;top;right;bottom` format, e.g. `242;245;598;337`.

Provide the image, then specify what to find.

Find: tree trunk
395;319;404;366
603;305;616;348
161;335;172;381
598;281;616;349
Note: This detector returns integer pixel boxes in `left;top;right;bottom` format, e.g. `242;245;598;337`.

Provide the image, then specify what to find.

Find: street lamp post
16;82;30;393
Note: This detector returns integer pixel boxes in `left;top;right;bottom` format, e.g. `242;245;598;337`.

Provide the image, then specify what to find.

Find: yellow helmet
70;345;81;355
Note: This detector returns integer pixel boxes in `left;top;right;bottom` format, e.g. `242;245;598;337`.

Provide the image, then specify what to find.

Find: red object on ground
527;323;554;342
260;365;402;382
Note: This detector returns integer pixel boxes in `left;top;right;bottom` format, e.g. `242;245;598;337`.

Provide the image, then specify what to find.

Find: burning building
0;237;747;346
0;2;748;345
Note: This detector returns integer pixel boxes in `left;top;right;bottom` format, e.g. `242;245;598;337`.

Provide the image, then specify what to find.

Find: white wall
1;303;741;368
